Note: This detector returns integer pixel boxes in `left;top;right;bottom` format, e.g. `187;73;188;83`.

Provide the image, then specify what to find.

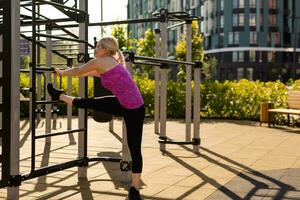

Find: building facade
128;0;300;81
128;0;198;55
200;0;300;81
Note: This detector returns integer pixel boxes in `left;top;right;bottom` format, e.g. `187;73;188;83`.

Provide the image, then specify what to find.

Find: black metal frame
129;52;202;147
0;0;12;188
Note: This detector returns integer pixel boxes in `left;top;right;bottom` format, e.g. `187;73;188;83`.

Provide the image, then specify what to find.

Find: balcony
269;8;278;15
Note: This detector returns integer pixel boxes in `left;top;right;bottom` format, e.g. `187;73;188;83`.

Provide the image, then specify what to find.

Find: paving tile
1;118;300;200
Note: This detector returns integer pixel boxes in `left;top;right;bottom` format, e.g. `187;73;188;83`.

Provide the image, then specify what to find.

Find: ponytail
117;49;126;67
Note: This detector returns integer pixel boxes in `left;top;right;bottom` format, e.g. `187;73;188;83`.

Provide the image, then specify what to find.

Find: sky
88;0;128;42
21;0;128;44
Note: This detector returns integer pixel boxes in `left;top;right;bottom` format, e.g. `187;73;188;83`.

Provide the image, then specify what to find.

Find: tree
202;56;218;81
175;21;205;81
111;25;136;51
136;29;155;57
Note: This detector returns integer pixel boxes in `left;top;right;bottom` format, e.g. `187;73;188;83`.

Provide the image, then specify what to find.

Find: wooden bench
268;90;300;127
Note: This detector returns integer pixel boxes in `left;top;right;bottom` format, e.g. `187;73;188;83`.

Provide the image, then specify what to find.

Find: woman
47;36;144;200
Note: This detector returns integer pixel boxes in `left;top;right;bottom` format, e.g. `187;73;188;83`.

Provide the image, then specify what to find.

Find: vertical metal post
78;0;88;178
67;58;72;131
185;20;192;142
45;26;52;144
154;28;161;134
193;62;201;153
7;0;20;198
52;73;58;129
30;0;37;174
159;9;168;151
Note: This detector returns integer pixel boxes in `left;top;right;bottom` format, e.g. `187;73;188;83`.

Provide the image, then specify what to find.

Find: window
170;0;176;11
229;32;233;44
232;51;244;62
233;14;238;26
220;0;224;10
220;15;224;28
249;14;256;26
228;32;239;45
233;52;238;62
269;15;277;26
259;14;264;26
239;14;244;26
190;0;197;8
238;51;244;62
233;0;238;9
234;32;239;44
239;0;244;8
249;51;256;62
249;0;256;8
219;33;224;46
233;0;244;9
269;0;277;9
148;0;153;11
250;32;257;44
272;32;280;45
259;52;263;62
237;68;244;80
233;14;244;26
267;52;275;62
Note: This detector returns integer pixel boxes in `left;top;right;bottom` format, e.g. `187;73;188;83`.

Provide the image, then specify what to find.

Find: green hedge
20;75;297;122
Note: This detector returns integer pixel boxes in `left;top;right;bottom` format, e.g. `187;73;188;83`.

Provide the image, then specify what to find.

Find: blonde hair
97;36;119;56
97;36;126;66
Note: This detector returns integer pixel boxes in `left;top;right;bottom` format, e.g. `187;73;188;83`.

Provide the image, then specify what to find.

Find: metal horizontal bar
52;43;79;47
133;61;162;67
22;0;87;14
21;34;68;59
21;18;75;26
35;128;86;139
89;18;160;26
35;100;63;105
22;159;84;181
135;55;195;66
89;157;122;163
168;22;186;29
53;48;79;51
36;63;66;66
35;33;88;44
158;139;196;145
20;69;48;74
20;88;31;91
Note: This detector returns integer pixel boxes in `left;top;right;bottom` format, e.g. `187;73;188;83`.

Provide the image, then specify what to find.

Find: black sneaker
47;83;65;101
127;186;142;200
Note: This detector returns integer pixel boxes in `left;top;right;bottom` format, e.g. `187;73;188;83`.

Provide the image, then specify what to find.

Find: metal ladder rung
35;128;86;139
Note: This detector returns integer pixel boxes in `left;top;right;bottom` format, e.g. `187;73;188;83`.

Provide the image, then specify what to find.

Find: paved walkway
1;117;300;200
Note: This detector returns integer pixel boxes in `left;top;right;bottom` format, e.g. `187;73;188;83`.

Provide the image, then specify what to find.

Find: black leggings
73;96;145;173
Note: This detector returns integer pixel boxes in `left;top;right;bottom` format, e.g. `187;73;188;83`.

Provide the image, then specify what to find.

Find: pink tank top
100;64;144;109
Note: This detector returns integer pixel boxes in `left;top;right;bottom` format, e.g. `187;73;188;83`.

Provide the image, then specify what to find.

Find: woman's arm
78;70;101;77
55;58;100;77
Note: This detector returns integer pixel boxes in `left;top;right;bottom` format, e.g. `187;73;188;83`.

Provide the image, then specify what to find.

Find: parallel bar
135;55;195;66
22;159;84;181
21;33;68;59
21;18;75;26
158;140;196;145
35;128;86;139
22;0;87;14
167;22;186;29
89;18;160;26
133;61;162;67
36;33;87;44
35;100;63;105
89;157;121;163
